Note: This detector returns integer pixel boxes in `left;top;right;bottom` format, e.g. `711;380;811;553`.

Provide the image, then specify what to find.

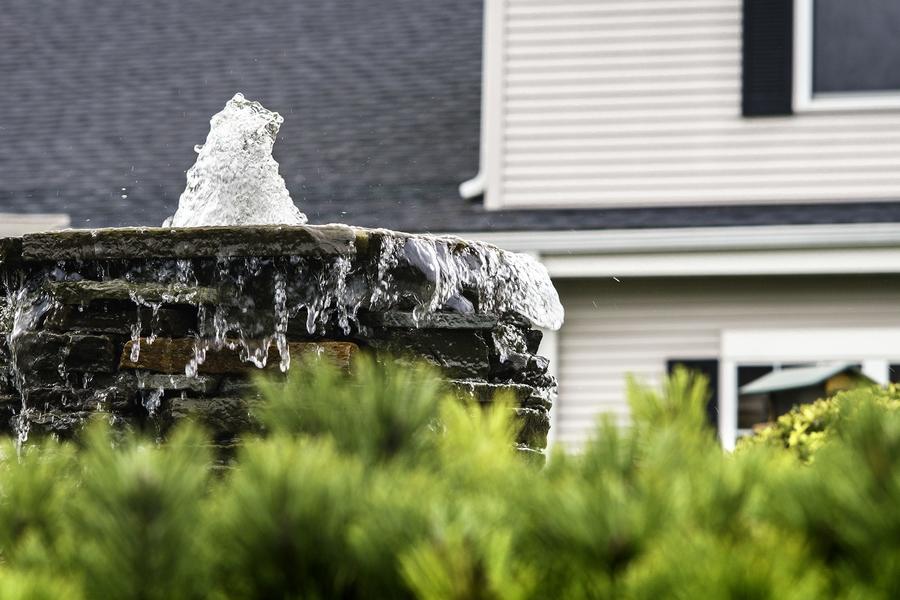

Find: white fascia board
543;248;900;278
440;223;900;278
442;223;900;254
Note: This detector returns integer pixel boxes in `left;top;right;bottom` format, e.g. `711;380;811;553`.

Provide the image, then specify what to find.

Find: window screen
813;0;900;94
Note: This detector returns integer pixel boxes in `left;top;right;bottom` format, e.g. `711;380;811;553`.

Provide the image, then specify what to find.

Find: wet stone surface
0;225;560;452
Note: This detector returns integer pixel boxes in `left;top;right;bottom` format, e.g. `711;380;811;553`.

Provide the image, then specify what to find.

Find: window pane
813;0;900;94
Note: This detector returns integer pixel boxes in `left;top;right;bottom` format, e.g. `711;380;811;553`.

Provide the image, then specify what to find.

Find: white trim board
542;247;900;278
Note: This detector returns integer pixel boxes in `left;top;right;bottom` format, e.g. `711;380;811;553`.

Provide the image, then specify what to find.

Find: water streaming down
1;93;564;444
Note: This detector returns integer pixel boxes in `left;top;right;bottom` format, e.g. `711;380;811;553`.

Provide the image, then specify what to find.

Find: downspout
458;0;493;201
459;170;486;200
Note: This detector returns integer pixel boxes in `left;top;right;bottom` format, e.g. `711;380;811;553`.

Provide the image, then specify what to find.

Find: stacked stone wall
0;226;556;452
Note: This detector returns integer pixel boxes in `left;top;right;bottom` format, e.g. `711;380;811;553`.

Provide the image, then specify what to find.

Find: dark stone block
493;352;531;381
169;396;258;437
45;302;196;337
68;334;118;372
46;280;220;306
120;337;358;374
22;386;91;410
0;238;23;271
368;328;490;379
13;331;117;373
513;407;550;449
529;355;550;374
525;329;543;354
219;378;260;398
449;380;551;410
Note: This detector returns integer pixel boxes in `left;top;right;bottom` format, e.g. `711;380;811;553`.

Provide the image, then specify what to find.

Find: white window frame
793;0;900;112
718;328;900;450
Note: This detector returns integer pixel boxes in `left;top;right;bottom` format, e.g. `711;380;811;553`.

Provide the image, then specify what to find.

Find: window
718;328;900;450
794;0;900;111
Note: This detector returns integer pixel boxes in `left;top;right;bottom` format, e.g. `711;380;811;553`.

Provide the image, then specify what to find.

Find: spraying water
166;93;307;227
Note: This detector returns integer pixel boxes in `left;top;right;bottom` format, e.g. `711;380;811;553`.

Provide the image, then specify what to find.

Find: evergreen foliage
0;359;899;598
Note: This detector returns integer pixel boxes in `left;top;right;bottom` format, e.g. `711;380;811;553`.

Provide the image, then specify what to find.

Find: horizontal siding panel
505;107;739;124
505;171;900;190
505;132;900;150
503;186;900;206
507;94;739;111
505;115;900;136
506;81;735;99
506;145;900;165
507;53;739;72
505;66;739;85
505;26;740;45
505;158;900;178
507;0;732;17
507;13;738;31
497;0;900;210
506;39;738;58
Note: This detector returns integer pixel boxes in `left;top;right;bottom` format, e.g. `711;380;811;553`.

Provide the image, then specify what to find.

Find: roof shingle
3;0;900;232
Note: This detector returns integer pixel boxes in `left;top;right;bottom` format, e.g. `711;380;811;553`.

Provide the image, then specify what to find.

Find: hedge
0;359;898;599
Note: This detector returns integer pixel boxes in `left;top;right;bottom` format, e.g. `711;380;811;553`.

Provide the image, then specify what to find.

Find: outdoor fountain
0;94;563;453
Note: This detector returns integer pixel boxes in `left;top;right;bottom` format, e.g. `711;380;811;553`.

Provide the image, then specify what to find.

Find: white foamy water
166;93;307;227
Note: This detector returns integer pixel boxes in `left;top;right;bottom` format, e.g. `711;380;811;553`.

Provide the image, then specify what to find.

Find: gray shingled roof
4;0;900;232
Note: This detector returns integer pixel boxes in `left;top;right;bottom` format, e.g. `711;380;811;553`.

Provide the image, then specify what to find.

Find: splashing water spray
166;93;307;227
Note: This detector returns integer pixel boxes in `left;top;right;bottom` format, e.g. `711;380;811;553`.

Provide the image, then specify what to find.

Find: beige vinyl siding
495;0;900;209
554;276;900;448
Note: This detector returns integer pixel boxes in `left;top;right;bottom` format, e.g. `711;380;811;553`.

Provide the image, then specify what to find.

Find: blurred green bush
0;358;899;599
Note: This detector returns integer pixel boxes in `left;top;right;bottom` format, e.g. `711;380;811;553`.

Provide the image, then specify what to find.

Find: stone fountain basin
0;225;560;451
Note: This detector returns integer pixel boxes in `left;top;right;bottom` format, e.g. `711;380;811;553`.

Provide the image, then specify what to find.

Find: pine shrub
0;360;899;598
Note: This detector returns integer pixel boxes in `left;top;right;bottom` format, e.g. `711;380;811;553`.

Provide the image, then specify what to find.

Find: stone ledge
120;338;358;374
21;224;359;262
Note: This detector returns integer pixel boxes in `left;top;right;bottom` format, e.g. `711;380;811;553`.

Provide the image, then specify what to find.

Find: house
5;0;900;450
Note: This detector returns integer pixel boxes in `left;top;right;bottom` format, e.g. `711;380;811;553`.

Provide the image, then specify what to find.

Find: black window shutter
666;359;719;430
742;0;794;116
